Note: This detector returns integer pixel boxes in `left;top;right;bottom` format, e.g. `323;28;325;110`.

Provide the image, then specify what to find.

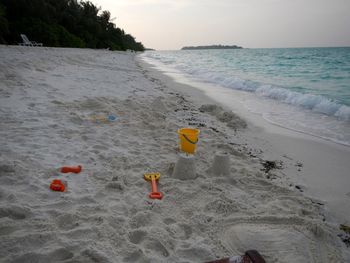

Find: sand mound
199;104;247;130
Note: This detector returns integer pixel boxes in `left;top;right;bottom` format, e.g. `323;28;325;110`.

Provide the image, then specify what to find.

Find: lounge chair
18;34;43;47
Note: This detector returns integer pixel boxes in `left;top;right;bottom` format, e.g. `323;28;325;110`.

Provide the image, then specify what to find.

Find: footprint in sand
129;211;154;229
212;177;237;186
166;223;193;240
12;248;74;263
176;246;213;262
81;248;110;262
0;225;17;236
128;229;147;244
123;249;148;262
105;181;124;191
205;199;240;215
48;248;74;261
143;238;170;257
0;206;30;220
56;213;81;230
92;144;109;151
0;164;15;174
163;217;176;225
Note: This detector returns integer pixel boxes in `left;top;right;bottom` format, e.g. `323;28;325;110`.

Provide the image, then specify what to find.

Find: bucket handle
182;134;198;144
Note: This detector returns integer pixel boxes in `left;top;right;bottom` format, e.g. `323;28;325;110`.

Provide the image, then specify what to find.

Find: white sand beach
1;46;349;262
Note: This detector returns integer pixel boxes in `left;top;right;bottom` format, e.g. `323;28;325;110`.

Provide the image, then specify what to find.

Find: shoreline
141;49;350;148
1;46;349;262
138;55;350;225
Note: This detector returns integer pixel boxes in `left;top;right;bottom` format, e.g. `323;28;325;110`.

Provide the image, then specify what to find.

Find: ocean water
141;47;350;146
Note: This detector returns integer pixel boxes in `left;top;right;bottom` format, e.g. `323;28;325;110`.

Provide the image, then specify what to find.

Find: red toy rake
144;173;163;200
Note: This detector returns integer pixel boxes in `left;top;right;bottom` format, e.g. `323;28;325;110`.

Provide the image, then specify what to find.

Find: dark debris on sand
338;224;350;247
260;160;283;173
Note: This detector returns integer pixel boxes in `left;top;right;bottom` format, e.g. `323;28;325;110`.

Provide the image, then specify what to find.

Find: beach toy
61;165;82;173
205;250;266;263
178;128;200;154
108;114;117;121
50;179;65;192
144;173;163;200
90;114;117;123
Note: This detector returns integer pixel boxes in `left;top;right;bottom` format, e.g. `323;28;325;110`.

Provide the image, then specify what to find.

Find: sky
91;0;350;50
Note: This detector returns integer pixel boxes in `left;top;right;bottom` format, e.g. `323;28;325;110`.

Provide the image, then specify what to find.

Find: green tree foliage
0;0;144;51
0;3;9;43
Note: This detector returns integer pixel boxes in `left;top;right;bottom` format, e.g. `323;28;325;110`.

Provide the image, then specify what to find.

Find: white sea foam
142;50;350;146
196;70;350;121
143;51;350;122
335;105;350;121
255;85;350;119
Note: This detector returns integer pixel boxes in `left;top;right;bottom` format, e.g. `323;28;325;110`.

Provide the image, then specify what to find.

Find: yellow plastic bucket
177;128;200;154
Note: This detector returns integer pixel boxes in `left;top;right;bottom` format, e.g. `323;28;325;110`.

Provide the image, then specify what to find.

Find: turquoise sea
141;47;350;146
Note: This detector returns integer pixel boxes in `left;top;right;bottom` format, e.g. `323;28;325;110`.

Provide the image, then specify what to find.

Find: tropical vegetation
0;0;144;51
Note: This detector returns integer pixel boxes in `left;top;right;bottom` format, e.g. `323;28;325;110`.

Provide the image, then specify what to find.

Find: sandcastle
211;152;231;176
172;153;197;180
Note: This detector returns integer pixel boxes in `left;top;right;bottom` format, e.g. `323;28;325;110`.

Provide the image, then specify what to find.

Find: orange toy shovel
144;173;163;200
61;165;82;173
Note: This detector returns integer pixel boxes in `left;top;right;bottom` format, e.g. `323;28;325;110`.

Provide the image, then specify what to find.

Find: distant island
181;45;242;50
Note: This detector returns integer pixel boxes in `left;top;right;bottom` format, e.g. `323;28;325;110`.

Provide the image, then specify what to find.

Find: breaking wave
143;51;350;122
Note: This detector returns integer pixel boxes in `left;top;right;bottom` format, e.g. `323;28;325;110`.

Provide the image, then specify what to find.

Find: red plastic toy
50;179;65;192
61;165;82;173
144;173;163;200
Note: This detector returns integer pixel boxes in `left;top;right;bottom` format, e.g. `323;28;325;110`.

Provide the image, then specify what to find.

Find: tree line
0;0;144;51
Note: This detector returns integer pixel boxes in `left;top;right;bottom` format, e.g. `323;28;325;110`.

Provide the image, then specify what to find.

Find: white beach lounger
19;34;43;47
